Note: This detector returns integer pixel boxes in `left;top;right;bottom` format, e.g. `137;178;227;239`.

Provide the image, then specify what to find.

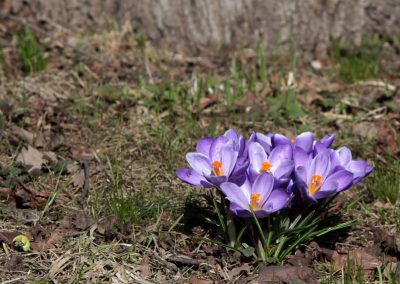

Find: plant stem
220;190;237;248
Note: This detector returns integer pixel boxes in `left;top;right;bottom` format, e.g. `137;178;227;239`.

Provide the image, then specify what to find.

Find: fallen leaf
71;144;96;161
372;227;399;255
43;151;58;167
139;255;151;279
59;211;96;231
259;265;318;284
0;187;12;201
227;263;251;279
332;249;381;271
34;128;46;148
188;275;213;284
16;145;46;177
287;250;313;267
198;92;223;110
14;183;50;209
0;231;22;246
30;227;72;251
12;125;34;144
376;120;398;155
234;92;265;113
65;161;81;174
71;167;85;188
353;122;378;141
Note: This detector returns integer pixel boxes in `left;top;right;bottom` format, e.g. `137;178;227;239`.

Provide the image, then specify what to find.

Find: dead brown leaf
14;183;50;209
139;255;151;279
59;211;96;231
71;167;85;188
198;92;223;110
227;263;251;279
12;125;34;144
372;227;399;255
0;230;22;246
16;145;47;177
71;144;96;161
188;275;213;284
0;187;12;201
353;122;378;141
34;128;46;148
287;250;313;267
234;92;265;113
30;227;72;251
258;265;318;284
332;249;381;271
376;120;398;155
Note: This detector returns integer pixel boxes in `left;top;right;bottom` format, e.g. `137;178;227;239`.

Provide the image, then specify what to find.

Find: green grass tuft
16;26;48;73
367;159;400;205
331;36;382;83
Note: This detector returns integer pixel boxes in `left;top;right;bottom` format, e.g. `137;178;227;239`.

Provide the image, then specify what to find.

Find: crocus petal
249;142;268;172
337;147;352;166
220;182;250;210
176;169;212;187
272;159;294;180
254;210;270;218
349;160;373;184
295;166;307;184
269;144;293;163
308;150;331;182
320;134;335;148
229;203;252;218
210;136;229;162
261;189;289;213
293;146;310;168
252;173;274;201
294;132;314;154
314;179;338;199
205;175;227;186
221;145;238;177
224;129;239;141
186;152;211;175
313;141;327;156
256;133;272;153
324;170;353;192
196;137;213;157
272;133;291;147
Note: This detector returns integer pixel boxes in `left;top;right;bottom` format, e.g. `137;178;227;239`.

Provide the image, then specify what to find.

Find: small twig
82;160;89;198
166;255;201;266
0;277;24;284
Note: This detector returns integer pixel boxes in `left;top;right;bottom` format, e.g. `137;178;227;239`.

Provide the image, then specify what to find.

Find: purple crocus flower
246;132;273;155
220;173;290;218
272;132;315;154
313;134;336;156
293;148;354;202
177;129;248;188
248;142;293;187
331;147;373;185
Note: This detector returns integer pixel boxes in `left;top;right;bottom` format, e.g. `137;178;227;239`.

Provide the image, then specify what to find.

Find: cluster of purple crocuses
177;129;372;218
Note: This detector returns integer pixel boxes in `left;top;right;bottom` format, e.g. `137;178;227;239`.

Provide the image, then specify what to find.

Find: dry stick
82;160;89;198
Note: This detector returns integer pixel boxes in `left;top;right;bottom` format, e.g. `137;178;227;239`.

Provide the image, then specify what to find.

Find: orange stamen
308;174;322;196
250;193;262;210
211;161;224;177
290;137;295;143
260;161;272;173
